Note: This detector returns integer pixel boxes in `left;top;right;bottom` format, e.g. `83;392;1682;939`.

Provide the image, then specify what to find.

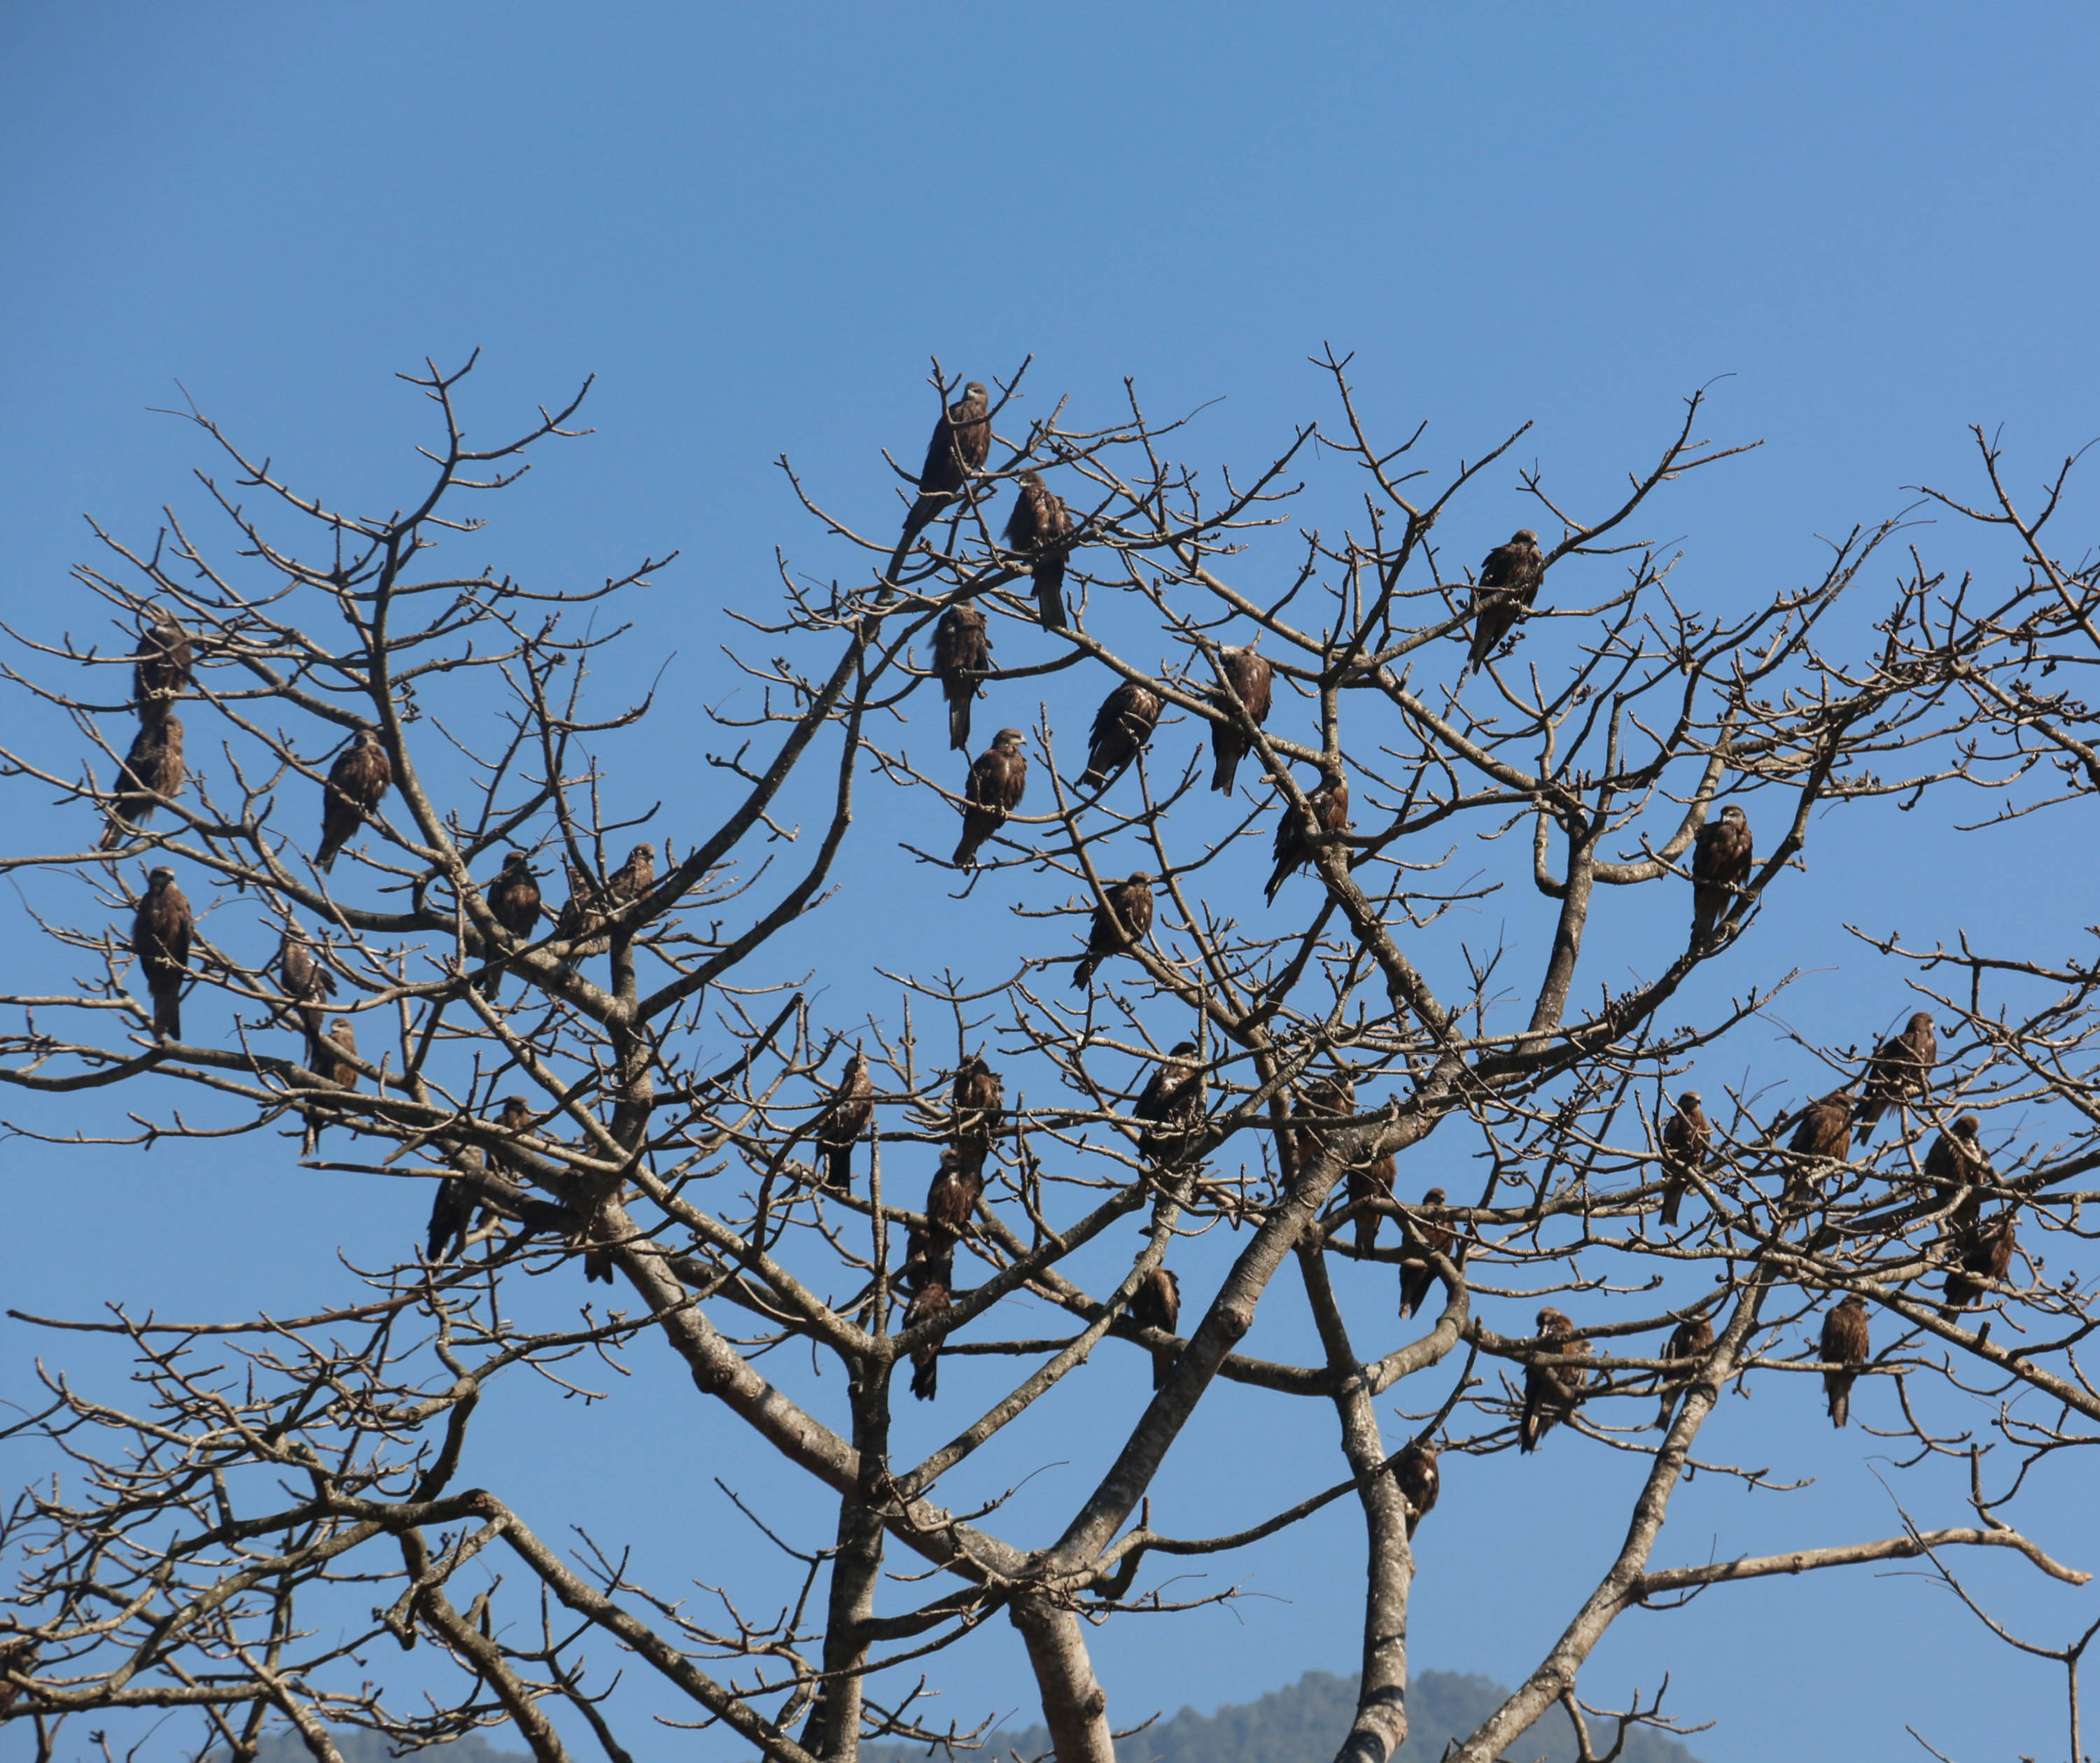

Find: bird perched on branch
1925;1113;1989;1230
924;1148;985;1244
1655;1311;1715;1430
1466;529;1545;673
932;604;992;752
1004;470;1074;629
1072;873;1154;989
1819;1294;1870;1428
1944;1212;2018;1316
131;605;195;723
276;929;334;1069
1398;1188;1453;1320
316;728;393;873
1392;1440;1439;1538
1208;643;1274;795
426;1149;479;1265
1077;678;1163;793
303;1016;360;1156
904;1278;953;1401
1659;1091;1711;1228
1855;1011;1938;1144
953;729;1027;868
1689;804;1753;946
1135;1041;1206;1167
606;843;656;909
1128;1263;1182;1389
130;866;192;1041
817;1049;874;1191
1518;1307;1590;1452
478;850;544;997
900;381;991;549
950;1054;1004;1153
1784;1090;1854;1202
1266;768;1350;904
101;715;187;850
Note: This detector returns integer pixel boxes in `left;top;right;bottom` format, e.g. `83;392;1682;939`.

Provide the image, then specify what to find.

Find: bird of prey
1127;1263;1182;1389
1855;1011;1938;1143
902;1223;955;1294
0;1637;38;1716
99;715;187;848
606;843;656;910
1398;1187;1454;1320
130;866;192;1041
1659;1091;1712;1228
1135;1041;1206;1167
932;604;992;752
477;850;544;997
1466;529;1546;673
1944;1212;2018;1316
900;381;992;548
131;605;194;723
1819;1294;1870;1428
954;729;1028;867
1392;1440;1439;1538
316;728;393;873
818;1049;874;1190
1208;643;1275;796
277;929;335;1069
1518;1307;1590;1452
1655;1311;1716;1430
303;1016;360;1155
1266;769;1351;904
1294;1067;1357;1185
951;1054;1004;1153
1784;1090;1854;1201
426;1150;478;1265
924;1148;986;1244
1689;804;1753;945
1072;872;1154;989
1925;1113;1989;1230
905;1278;953;1401
1004;470;1074;629
1077;678;1163;793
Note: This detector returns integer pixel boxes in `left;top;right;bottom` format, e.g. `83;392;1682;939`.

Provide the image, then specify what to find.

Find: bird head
1953;1113;1982;1139
963;381;988;403
1909;1011;1935;1032
1512;528;1540;547
1536;1306;1569;1334
1679;1090;1703;1109
1126;871;1154;886
146;866;176;890
1720;803;1746;828
993;728;1026;750
1422;1186;1447;1206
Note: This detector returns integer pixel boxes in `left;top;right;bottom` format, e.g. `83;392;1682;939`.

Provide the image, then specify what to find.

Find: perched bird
303;1016;360;1156
901;1223;955;1294
277;929;335;1069
1819;1293;1870;1428
488;1094;538;1184
1294;1067;1357;1183
1689;804;1754;945
925;1148;986;1244
817;1049;874;1191
950;1053;1004;1152
1208;643;1275;796
1925;1113;1989;1230
1266;769;1351;904
0;1636;38;1715
953;729;1028;868
1004;470;1074;628
1659;1091;1712;1228
1398;1188;1454;1320
1077;678;1163;793
1072;872;1154;989
904;1278;953;1401
1944;1212;2018;1316
552;860;607;956
932;604;993;752
1784;1090;1854;1200
1127;1263;1182;1389
1352;1147;1397;1257
1655;1311;1716;1430
1518;1307;1590;1452
1466;530;1546;673
1391;1440;1440;1538
606;843;656;910
131;605;195;723
900;381;992;548
100;715;187;848
1855;1011;1938;1143
316;728;393;873
130;866;192;1041
478;850;544;997
1135;1041;1206;1167
426;1150;478;1265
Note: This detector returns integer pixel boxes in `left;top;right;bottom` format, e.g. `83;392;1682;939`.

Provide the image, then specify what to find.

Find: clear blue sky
5;6;2099;1760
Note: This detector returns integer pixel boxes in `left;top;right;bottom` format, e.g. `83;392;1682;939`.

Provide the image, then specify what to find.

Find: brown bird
605;843;656;909
1127;1262;1182;1389
924;1147;985;1243
1655;1311;1716;1430
477;850;544;997
303;1015;360;1156
1855;1011;1938;1143
1135;1041;1207;1167
817;1049;874;1190
904;1277;954;1401
1294;1069;1356;1172
426;1149;479;1265
552;860;607;956
1819;1293;1870;1428
1208;642;1275;796
951;1053;1004;1152
1925;1113;1989;1230
1466;529;1546;673
953;728;1028;867
130;865;192;1040
1398;1187;1454;1320
1004;470;1074;629
100;715;187;848
1072;872;1154;989
901;381;992;547
1077;677;1163;793
1659;1091;1712;1228
901;1222;955;1294
932;603;992;752
277;929;335;1069
1392;1440;1440;1538
1689;804;1754;946
1944;1211;2018;1316
1518;1307;1590;1452
487;1094;538;1186
1784;1090;1854;1201
0;1636;38;1715
1266;769;1350;904
131;605;195;723
316;728;393;873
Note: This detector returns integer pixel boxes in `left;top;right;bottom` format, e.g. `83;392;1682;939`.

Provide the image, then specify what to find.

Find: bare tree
0;352;2090;1763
